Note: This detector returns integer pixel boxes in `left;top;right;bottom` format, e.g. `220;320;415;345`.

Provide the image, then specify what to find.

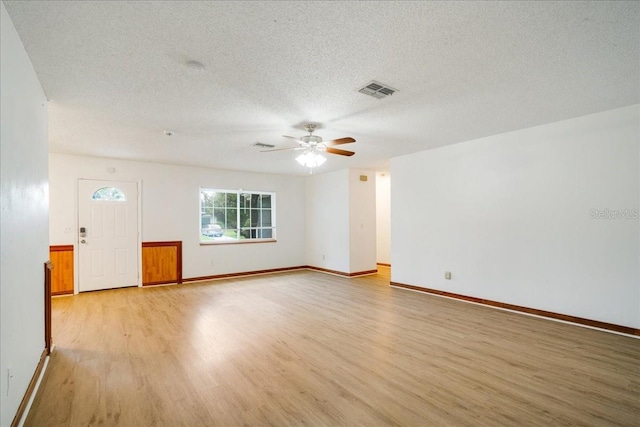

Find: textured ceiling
4;1;640;175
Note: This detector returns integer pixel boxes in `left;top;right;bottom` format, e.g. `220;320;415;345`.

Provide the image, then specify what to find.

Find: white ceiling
4;1;639;175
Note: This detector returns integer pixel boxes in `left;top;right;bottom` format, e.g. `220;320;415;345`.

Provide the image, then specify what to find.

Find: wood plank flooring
25;268;640;426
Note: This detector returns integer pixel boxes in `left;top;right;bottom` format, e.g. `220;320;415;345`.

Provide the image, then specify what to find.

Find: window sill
200;239;277;246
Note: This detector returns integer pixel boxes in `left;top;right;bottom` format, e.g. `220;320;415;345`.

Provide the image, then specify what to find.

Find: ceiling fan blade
326;147;355;157
283;135;309;146
324;137;356;146
261;146;306;152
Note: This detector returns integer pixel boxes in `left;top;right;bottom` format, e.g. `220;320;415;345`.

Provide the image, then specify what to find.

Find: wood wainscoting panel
142;241;182;286
49;245;74;295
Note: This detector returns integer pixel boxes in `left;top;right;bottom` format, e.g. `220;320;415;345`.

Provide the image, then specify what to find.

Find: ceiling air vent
252;142;275;148
358;80;397;99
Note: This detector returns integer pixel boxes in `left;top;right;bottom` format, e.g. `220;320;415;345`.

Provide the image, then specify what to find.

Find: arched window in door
91;187;126;201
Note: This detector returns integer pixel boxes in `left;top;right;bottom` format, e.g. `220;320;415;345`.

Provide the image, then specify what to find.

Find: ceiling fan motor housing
301;123;322;144
300;135;323;144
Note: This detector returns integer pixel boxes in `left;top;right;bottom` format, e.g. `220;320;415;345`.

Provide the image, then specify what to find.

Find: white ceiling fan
261;123;356;170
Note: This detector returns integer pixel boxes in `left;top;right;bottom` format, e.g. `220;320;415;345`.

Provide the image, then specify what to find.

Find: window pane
261;195;271;208
226;193;237;207
227;208;238;229
92;187;126;201
261;229;273;239
240;208;250;227
240;193;250;208
213;209;225;226
251;209;260;226
250;194;260;209
201;191;213;208
201;209;214;228
262;210;272;227
213;192;226;207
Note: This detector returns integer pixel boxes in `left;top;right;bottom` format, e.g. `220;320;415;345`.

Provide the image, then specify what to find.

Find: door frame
74;177;143;293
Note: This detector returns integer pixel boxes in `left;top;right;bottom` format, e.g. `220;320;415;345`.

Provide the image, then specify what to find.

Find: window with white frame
200;188;276;243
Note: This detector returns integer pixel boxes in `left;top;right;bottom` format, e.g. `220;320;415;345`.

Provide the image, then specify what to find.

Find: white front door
78;179;139;292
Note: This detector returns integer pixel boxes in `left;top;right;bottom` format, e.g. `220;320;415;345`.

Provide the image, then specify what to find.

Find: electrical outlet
445;271;452;280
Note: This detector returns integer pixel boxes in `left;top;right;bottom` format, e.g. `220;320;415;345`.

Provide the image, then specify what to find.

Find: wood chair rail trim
49;245;73;252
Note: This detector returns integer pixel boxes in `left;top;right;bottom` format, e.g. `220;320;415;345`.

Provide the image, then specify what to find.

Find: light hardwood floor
26;268;640;426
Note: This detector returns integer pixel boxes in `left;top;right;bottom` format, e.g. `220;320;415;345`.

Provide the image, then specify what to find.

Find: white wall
0;3;49;425
305;169;350;272
376;173;391;265
348;170;377;272
305;169;377;274
49;154;306;280
391;105;640;328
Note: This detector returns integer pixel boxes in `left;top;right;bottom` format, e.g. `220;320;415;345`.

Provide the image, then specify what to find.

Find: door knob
80;239;86;244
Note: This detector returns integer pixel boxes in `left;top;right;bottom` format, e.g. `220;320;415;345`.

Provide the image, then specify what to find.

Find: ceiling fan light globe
296;152;326;168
